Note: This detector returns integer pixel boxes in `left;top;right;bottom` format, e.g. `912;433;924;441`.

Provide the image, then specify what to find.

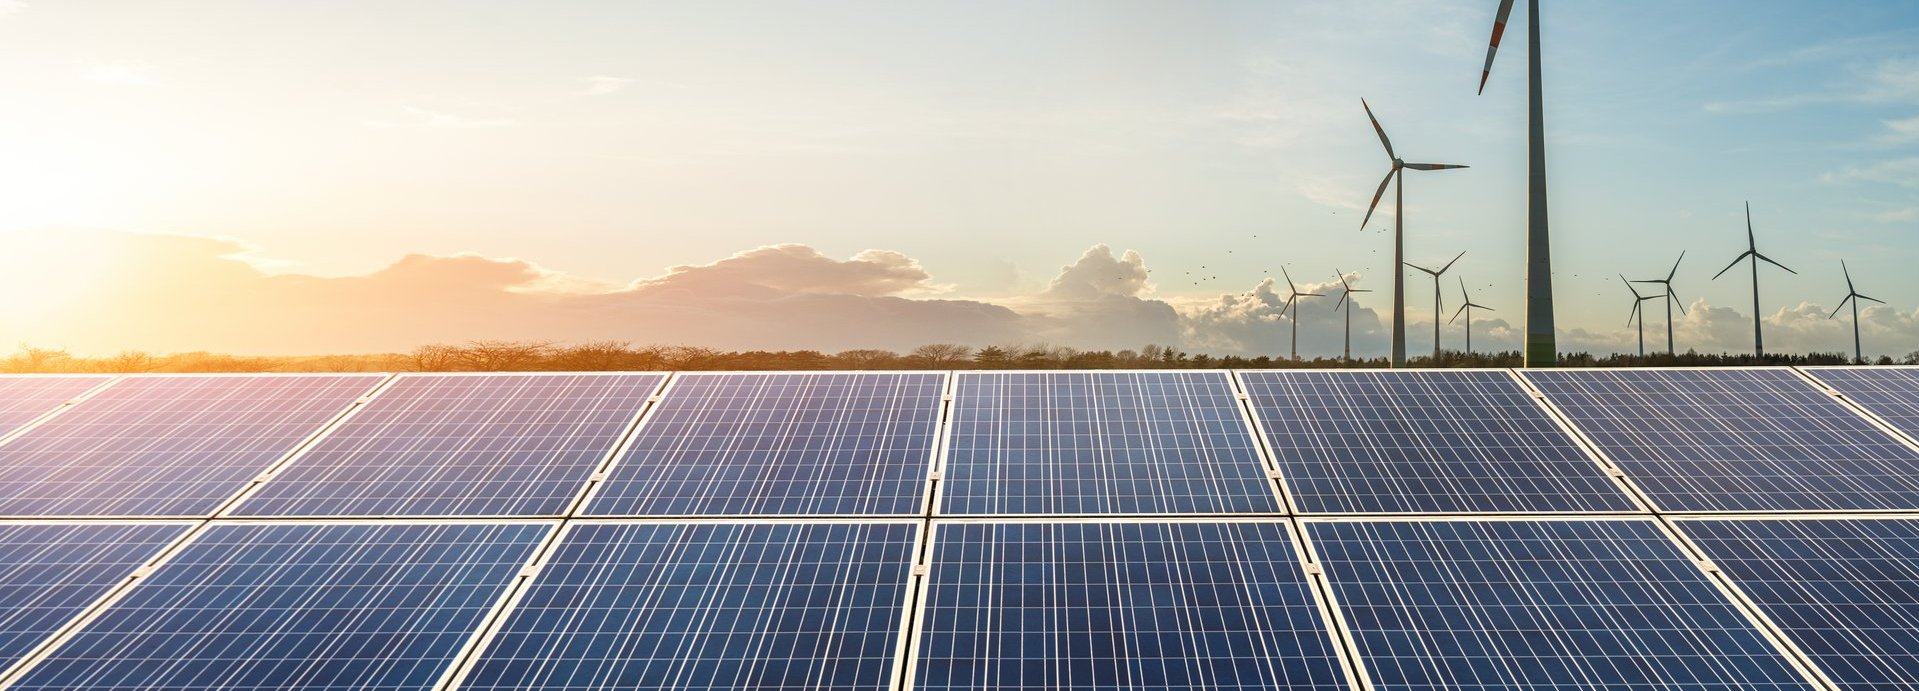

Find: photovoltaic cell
585;373;942;516
1522;368;1919;512
233;373;665;517
1240;370;1635;514
914;521;1350;691
0;375;113;439
0;375;384;517
0;523;189;675
1307;519;1816;691
941;372;1279;515
1680;517;1919;691
1804;367;1919;442
9;522;550;691
461;521;917;691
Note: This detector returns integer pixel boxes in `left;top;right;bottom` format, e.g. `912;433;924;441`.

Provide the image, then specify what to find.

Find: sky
1;0;1916;357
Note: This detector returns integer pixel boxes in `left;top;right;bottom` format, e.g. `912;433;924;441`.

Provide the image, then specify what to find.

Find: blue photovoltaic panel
0;523;189;674
0;375;384;517
0;375;113;439
10;522;549;691
1681;518;1919;691
1308;519;1816;691
915;521;1350;691
585;373;942;516
1523;368;1919;512
941;372;1279;515
1805;367;1919;442
462;521;917;691
233;373;665;517
1240;370;1636;514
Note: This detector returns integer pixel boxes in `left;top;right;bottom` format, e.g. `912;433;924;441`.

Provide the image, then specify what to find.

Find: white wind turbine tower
1629;252;1686;356
1279;267;1324;361
1404;251;1466;361
1828;260;1884;364
1622;274;1661;357
1331;269;1373;362
1359;99;1469;369
1477;0;1558;367
1711;202;1795;358
1449;276;1494;356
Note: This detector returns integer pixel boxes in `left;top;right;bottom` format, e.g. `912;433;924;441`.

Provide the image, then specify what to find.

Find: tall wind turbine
1279;267;1324;361
1404;251;1466;360
1331;269;1373;362
1711;202;1795;357
1449;276;1494;355
1360;99;1468;368
1629;252;1686;356
1828;260;1884;364
1477;0;1556;368
1622;274;1661;357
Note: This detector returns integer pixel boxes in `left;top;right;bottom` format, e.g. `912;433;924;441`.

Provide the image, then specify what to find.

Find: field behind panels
1;367;1918;690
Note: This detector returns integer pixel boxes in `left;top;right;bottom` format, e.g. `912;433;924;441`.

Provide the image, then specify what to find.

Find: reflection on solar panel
1805;367;1919;442
460;521;917;691
1680;517;1919;691
0;522;189;676
9;522;549;691
1523;368;1919;512
1307;519;1816;691
915;521;1349;691
1240;370;1635;514
941;372;1278;515
233;373;665;517
0;376;113;439
585;373;942;516
0;375;384;517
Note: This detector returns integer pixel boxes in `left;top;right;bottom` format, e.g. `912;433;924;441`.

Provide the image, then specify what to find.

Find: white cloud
1869;207;1919;223
574;75;633;97
1823;157;1919;189
362;106;516;129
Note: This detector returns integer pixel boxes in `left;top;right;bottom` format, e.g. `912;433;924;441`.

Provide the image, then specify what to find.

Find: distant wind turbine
1711;203;1795;357
1360;99;1468;369
1828;260;1884;364
1477;0;1557;367
1405;251;1466;360
1621;274;1661;357
1629;252;1686;356
1279;267;1324;361
1331;269;1373;362
1449;276;1494;355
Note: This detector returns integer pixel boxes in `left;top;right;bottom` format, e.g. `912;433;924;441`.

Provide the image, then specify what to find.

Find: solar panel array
0;366;1914;690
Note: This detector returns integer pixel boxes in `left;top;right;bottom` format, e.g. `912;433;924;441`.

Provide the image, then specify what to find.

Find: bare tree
97;351;159;373
4;345;72;373
833;349;899;369
411;344;461;372
908;344;973;368
549;341;640;371
455;340;554;371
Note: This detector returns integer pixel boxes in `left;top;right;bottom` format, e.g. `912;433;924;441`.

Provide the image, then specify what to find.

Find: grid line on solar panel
451;519;920;691
3;520;554;691
1802;366;1919;447
0;375;117;443
1675;515;1919;691
909;519;1354;691
226;372;667;518
0;521;194;682
1301;517;1822;691
582;372;945;517
1521;368;1919;513
0;374;387;517
1236;369;1640;514
937;371;1283;516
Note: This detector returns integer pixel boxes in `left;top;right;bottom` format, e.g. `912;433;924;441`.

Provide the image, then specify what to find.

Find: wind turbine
1622;274;1661;357
1711;202;1795;358
1331;269;1373;362
1477;0;1557;367
1629;252;1686;356
1360;99;1469;369
1828;260;1884;364
1449;276;1494;355
1404;251;1465;360
1279;267;1324;361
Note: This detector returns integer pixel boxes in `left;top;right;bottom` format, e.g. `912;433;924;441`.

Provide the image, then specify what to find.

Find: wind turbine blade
1362;99;1395;160
1458;275;1469;302
1478;0;1516;95
1746;202;1757;252
1403;163;1469;171
1333;291;1349;311
1859;293;1886;305
1283;266;1298;294
1669;289;1686;315
1755;253;1796;274
1842;259;1856;293
1439;251;1465;274
1301;292;1325;298
1668;250;1685;282
1405;262;1437;276
1337;269;1353;292
1711;252;1753;280
1627;300;1641;326
1361;169;1394;229
1829;296;1851;320
1475;303;1495;312
1450;303;1467;324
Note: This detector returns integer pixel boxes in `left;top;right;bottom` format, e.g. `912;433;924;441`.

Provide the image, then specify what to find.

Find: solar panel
1679;517;1919;691
230;373;666;517
456;521;918;691
1804;366;1919;442
940;372;1280;516
8;521;551;691
1522;368;1919;512
0;374;384;517
1306;518;1818;690
583;373;943;516
1239;370;1637;514
0;375;114;440
0;522;191;678
913;520;1351;691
